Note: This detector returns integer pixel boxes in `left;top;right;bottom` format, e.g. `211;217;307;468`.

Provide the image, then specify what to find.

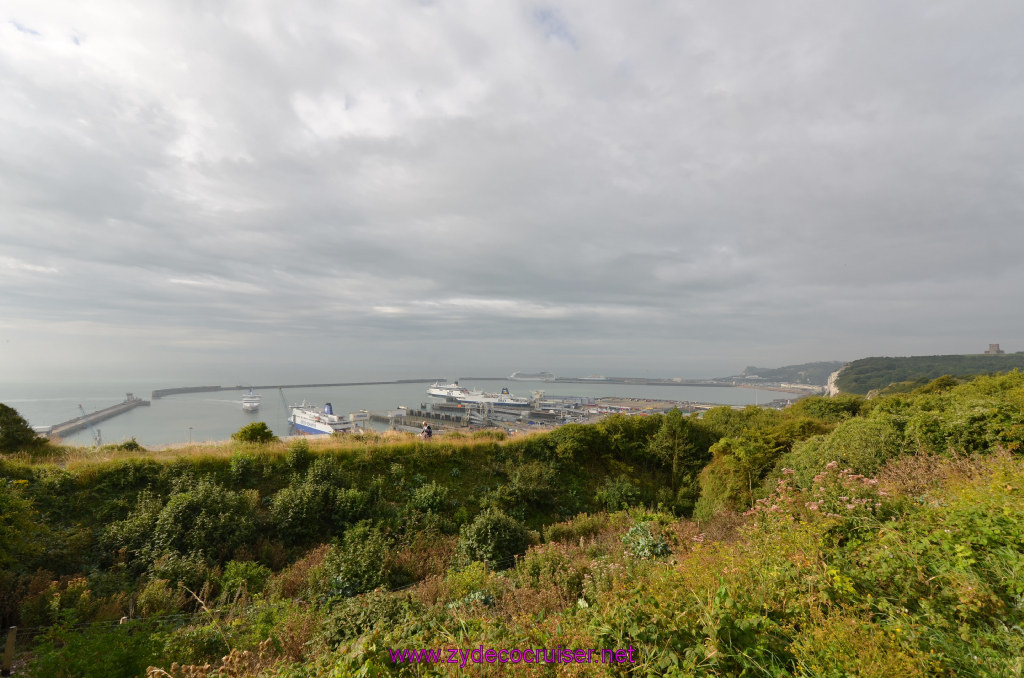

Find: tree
231;421;277;444
647;409;713;492
0;403;41;453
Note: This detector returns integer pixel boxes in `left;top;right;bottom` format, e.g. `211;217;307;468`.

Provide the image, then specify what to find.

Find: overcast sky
2;1;1022;384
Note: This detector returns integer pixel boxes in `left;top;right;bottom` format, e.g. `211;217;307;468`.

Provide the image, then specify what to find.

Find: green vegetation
232;421;279;444
737;360;846;385
835;352;1024;394
0;371;1022;676
0;403;41;454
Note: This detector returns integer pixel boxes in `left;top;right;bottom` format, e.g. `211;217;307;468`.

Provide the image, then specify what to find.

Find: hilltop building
984;344;1005;355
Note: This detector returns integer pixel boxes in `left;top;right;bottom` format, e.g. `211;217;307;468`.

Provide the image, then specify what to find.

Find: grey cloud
2;0;1023;382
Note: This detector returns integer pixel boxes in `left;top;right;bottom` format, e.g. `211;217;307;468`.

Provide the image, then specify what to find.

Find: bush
27;620;163;678
319;524;394;599
410;481;450;513
270;477;368;546
136;578;185;617
544;512;610;544
221;560;272;597
152;480;259;561
286;438;313;472
159;622;230;667
106;480;259;566
123;438;143;451
457;508;531;570
322;590;422;646
0;403;42;453
231;422;277;444
622;522;671;559
781;417;905;487
229;452;259;485
0;479;44;569
595;474;642;511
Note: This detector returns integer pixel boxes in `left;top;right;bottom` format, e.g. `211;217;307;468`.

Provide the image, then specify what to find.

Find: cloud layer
2;1;1023;382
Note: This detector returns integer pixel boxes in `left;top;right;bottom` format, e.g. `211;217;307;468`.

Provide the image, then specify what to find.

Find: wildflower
782;468;795;475
805;502;819;511
846;504;856;510
825;461;838;470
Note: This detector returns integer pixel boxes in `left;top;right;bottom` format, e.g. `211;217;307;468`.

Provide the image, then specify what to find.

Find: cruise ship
289;402;368;435
508;371;555;381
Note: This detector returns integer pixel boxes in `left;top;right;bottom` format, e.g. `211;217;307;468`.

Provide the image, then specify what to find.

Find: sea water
0;379;774;447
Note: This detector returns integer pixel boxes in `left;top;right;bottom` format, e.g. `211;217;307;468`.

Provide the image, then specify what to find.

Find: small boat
289;402;366;435
242;389;261;412
427;381;471;399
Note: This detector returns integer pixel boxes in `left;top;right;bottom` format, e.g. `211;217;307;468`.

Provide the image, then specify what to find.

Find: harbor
8;378;802;447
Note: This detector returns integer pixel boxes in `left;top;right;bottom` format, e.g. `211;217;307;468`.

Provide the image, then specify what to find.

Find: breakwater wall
48;394;150;439
152;378;444;400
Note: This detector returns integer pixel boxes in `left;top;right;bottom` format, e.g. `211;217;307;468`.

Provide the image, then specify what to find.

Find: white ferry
242;389;261;412
426;381;472;399
458;387;531;408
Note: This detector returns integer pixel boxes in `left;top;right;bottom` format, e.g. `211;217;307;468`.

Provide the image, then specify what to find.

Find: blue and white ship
289;402;367;435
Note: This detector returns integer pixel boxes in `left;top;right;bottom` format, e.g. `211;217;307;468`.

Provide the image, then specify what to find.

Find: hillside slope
835;352;1024;394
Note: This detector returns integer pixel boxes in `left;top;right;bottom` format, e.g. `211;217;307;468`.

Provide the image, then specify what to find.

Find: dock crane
278;387;295;434
77;404;102;446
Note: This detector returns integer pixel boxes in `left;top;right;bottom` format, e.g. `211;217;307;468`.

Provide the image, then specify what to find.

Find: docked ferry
289;402;367;435
458;387;531;408
427;381;472;399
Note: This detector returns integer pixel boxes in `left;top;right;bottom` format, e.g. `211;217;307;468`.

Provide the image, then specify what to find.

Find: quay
47;393;150;439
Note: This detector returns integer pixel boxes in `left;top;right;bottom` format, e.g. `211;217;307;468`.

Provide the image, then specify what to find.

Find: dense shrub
221;560;272;597
27;620;164;678
622;522;671;559
410;480;450;513
0;403;42;453
231;422;277;444
788;394;866;422
285;438;313;472
0;479;43;569
457;508;531;570
322;590;423;646
270;476;369;546
594;474;642;511
136;578;185;617
319;523;394;599
694;436;779;521
780;416;906;487
544;512;610;544
486;460;558;513
152;480;259;561
105;480;259;565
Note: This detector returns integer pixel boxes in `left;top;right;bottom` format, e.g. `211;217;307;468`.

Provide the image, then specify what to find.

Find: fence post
1;626;15;676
